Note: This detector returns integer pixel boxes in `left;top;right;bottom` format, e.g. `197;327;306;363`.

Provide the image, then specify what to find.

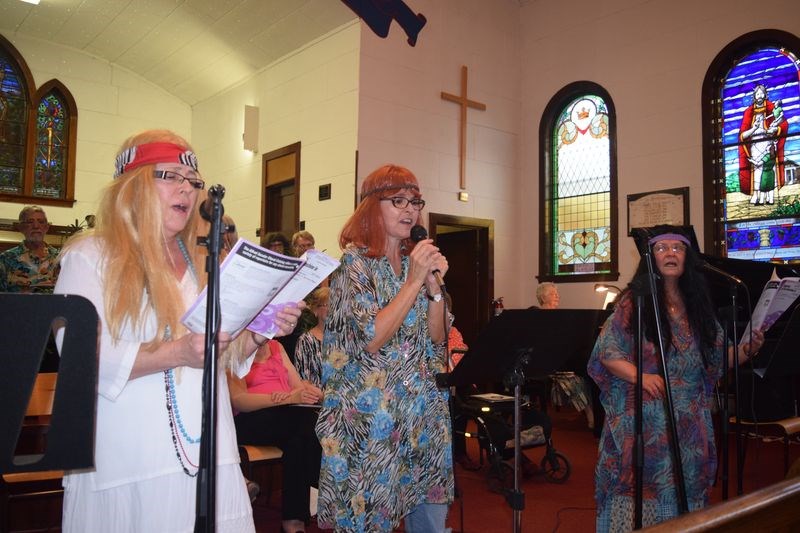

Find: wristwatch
427;292;443;302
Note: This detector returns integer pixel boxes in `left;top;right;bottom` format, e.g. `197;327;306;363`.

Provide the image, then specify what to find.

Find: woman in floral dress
316;164;453;532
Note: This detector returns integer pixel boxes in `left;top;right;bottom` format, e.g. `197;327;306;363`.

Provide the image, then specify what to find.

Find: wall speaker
243;105;259;152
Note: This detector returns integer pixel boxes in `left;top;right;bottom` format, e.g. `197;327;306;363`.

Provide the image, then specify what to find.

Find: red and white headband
114;142;198;178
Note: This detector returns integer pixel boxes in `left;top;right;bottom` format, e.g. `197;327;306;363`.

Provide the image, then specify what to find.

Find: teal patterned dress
588;293;724;532
315;246;454;532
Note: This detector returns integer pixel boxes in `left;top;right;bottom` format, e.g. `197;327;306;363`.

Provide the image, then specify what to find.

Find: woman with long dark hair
588;225;764;531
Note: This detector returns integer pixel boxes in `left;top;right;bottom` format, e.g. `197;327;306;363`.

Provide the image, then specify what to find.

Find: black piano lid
700;253;799;312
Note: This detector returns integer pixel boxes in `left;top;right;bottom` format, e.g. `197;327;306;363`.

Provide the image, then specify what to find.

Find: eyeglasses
653;242;688;254
153;170;205;190
380;196;425;210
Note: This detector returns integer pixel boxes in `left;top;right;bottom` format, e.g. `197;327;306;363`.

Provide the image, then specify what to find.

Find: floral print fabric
0;242;60;293
315;246;454;532
587;293;724;531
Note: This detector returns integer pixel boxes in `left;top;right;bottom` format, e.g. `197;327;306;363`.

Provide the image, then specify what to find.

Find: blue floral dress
315;246;454;532
588;293;724;532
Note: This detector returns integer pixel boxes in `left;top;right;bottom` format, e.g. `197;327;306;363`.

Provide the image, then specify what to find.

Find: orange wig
339;164;423;257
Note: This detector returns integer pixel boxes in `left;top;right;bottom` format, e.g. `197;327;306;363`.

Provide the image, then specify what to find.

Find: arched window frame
0;34;77;207
538;81;619;283
702;29;800;257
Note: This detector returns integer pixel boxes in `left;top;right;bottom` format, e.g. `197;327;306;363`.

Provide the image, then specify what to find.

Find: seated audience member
294;287;329;387
228;338;323;533
448;319;481;471
265;232;291;255
0;205;60;293
533;282;594;429
1;205;63;371
291;230;316;257
534;281;559;309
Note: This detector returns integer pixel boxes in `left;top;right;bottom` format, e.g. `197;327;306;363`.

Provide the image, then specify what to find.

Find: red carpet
252;408;797;532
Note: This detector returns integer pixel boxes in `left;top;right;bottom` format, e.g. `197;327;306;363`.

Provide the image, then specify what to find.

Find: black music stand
447;309;611;386
738;305;800;423
754;305;800;378
442;308;610;533
1;294;98;474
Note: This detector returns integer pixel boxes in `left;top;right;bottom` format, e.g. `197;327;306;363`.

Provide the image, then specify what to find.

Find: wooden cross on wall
441;65;486;190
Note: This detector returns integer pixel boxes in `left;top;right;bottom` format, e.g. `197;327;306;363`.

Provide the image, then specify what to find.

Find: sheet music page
182;238;304;336
741;269;800;341
246;249;339;337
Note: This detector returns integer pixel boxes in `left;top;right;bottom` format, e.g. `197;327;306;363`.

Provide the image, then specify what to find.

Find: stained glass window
0;34;76;205
0;47;28;196
540;83;618;282
34;91;68;199
707;37;800;262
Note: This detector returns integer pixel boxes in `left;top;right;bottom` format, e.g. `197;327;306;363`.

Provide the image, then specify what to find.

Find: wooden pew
643;477;800;532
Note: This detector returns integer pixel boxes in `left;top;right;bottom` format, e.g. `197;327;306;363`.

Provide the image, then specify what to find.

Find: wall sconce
594;284;622;310
594;283;621;294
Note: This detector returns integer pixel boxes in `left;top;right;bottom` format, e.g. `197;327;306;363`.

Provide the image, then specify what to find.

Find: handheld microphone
409;224;446;292
199;184;225;222
698;260;743;285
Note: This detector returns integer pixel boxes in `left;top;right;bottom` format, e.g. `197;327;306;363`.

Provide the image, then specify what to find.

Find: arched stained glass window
703;31;800;262
539;82;618;282
0;43;31;196
0;35;77;206
35;90;69;198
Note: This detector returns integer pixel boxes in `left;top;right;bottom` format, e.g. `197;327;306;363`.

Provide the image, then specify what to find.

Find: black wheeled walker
456;393;571;490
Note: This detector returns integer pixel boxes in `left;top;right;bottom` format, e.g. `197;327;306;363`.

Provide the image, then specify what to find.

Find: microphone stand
194;185;226;533
717;281;740;499
700;261;747;497
502;349;530;533
632;286;645;529
632;250;689;528
439;290;465;533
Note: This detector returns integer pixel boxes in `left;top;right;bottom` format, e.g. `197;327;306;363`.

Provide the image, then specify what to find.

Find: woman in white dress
54;129;302;532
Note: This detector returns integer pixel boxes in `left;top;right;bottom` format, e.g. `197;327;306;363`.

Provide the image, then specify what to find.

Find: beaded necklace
163;237;200;477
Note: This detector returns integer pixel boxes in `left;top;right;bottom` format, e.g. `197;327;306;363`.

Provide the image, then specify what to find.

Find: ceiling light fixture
19;0;41;5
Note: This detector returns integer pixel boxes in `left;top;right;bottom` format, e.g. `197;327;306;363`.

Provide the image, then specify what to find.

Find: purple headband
648;233;690;246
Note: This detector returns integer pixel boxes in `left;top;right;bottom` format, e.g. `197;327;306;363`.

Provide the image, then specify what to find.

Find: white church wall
357;0;524;307
518;0;800;310
190;22;360;254
0;34;190;244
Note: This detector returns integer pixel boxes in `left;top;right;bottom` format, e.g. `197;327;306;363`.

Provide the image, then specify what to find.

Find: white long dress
54;237;254;533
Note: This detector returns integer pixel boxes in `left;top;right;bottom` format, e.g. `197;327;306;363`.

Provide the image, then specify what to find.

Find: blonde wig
65;130;204;345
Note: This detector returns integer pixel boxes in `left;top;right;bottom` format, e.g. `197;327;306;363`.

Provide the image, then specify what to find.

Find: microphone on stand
199;184;225;222
698;260;744;285
410;224;446;292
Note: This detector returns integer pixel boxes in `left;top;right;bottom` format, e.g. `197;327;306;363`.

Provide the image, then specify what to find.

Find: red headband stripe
114;142;198;178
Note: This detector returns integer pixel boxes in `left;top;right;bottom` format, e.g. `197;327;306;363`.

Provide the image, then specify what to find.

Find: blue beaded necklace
163;237;201;477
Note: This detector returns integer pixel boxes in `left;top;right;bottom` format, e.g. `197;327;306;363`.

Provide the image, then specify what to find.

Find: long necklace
164;237;200;477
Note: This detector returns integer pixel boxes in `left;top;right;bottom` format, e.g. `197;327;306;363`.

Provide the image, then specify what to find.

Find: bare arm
425;253;449;344
600;358;665;399
227;371;286;412
730;328;765;368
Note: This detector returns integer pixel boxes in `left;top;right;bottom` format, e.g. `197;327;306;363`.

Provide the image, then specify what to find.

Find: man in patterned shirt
0;205;60;293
